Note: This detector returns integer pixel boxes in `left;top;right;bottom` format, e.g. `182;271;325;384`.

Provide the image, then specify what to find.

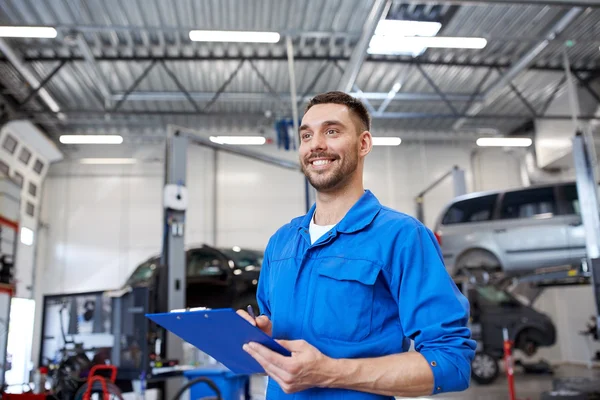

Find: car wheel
540;390;587;400
471;352;499;385
515;329;543;357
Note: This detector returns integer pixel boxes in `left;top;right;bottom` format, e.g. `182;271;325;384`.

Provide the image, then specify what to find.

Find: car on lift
124;244;263;312
467;284;556;384
434;181;584;279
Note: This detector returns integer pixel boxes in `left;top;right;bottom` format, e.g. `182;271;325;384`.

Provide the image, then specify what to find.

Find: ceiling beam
338;0;390;92
430;0;600;5
10;56;598;73
0;39;62;115
453;7;583;129
109;91;481;103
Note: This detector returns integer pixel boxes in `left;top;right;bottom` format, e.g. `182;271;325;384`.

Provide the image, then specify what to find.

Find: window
126;258;159;286
26;202;34;217
19;147;32;165
28;182;37;197
33;159;44;175
187;251;224;277
442;194;498;225
476;286;520;305
500;187;556;219
12;171;23;188
219;248;263;268
562;184;580;215
2;135;17;154
0;160;8;177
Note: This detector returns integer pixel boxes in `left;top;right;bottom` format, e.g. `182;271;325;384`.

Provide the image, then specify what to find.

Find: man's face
299;103;366;192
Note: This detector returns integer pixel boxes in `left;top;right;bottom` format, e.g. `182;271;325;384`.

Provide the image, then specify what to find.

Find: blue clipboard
146;308;291;375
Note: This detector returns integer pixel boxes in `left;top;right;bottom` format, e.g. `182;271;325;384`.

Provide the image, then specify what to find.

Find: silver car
434;182;585;277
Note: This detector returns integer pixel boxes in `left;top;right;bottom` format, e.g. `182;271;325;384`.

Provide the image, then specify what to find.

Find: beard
301;151;359;192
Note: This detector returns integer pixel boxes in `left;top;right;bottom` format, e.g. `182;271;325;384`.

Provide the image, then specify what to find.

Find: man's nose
310;132;327;151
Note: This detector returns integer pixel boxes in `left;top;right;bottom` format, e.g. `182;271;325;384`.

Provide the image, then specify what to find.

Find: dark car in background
468;284;556;384
125;244;263;312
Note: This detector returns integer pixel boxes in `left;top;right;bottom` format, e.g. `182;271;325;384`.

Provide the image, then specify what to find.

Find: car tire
540;390;587;400
471;351;499;385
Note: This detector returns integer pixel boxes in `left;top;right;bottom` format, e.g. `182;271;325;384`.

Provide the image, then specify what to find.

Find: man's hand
236;309;273;336
243;339;334;394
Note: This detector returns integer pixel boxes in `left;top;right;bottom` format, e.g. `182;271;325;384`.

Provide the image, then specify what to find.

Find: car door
491;186;572;273
559;183;587;264
185;248;234;309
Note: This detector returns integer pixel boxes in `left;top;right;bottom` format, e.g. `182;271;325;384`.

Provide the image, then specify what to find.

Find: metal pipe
76;33;112;106
287;37;300;148
181;129;300;171
338;0;391;92
0;38;61;113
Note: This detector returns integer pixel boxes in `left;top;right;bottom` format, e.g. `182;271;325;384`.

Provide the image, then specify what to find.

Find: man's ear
359;131;373;157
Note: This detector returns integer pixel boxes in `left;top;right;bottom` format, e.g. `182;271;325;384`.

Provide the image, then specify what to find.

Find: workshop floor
248;364;600;400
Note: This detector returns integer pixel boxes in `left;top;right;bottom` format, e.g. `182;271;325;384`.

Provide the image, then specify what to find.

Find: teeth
312;160;331;166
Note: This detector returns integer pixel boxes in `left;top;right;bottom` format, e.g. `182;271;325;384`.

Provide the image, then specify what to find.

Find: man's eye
301;133;311;139
326;129;336;135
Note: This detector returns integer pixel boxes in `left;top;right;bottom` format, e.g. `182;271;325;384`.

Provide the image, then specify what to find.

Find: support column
161;129;188;399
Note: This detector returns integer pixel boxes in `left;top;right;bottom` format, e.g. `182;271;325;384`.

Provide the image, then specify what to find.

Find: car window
126;258;158;285
500;187;556;219
188;250;224;277
562;184;580;215
476;286;517;305
219;248;263;268
441;194;498;225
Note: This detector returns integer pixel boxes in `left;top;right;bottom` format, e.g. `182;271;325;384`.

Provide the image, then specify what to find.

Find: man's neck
313;182;365;226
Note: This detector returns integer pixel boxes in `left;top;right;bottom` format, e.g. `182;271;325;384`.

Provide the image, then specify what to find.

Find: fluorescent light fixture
189;30;280;43
372;137;402;146
20;227;34;246
79;158;137;165
367;19;486;56
59;135;123;144
232;246;241;252
209;136;266;145
387;82;403;98
476;137;532;147
0;26;57;38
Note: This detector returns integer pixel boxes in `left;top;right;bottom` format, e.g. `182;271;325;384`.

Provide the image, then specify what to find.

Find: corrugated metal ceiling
0;0;598;144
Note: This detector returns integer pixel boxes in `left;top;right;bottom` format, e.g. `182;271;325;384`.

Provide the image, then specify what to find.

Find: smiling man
238;91;476;399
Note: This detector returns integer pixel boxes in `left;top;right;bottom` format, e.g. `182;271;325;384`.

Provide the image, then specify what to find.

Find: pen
247;304;256;320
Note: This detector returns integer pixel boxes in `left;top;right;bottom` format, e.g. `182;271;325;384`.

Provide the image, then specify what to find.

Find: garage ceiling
0;0;599;145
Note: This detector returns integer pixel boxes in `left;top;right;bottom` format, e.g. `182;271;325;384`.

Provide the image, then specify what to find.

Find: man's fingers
236;310;256;326
256;315;271;327
244;342;291;370
243;344;294;389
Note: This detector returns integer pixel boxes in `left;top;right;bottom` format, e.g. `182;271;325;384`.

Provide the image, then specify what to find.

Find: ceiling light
372;137;402;146
79;158;137;165
387;82;403;98
0;26;57;38
367;19;486;56
59;135;123;144
476;137;532;147
189;30;280;43
209;136;266;145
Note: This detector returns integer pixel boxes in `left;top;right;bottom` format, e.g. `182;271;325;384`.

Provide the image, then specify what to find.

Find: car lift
158;125;304;399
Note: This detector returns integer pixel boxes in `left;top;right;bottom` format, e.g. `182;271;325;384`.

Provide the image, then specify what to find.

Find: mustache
304;152;339;162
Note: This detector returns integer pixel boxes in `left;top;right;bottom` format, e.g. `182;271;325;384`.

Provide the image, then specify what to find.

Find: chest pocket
311;259;382;342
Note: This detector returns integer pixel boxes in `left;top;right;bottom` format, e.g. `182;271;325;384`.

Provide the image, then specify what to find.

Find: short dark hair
304;91;371;132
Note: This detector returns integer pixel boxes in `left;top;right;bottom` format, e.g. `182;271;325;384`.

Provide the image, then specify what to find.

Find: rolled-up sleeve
394;225;476;394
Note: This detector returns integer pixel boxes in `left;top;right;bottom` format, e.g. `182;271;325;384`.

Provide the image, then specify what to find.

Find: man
238;91;476;399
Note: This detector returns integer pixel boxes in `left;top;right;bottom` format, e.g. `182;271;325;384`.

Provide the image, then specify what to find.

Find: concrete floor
249;364;600;400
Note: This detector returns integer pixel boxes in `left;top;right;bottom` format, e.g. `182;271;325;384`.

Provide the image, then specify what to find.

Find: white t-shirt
309;213;336;244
